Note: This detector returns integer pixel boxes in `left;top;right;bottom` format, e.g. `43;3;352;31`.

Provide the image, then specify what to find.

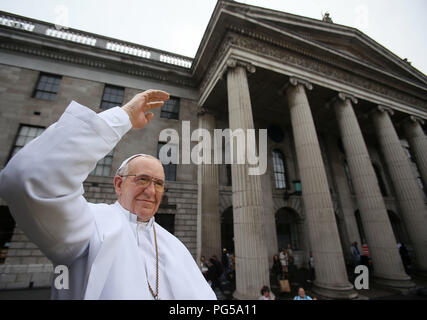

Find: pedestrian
350;241;361;269
207;257;223;292
200;255;209;280
279;248;289;276
308;251;315;283
287;244;294;266
221;248;231;283
398;242;411;273
360;242;370;269
258;286;275;300
272;254;283;284
293;287;313;300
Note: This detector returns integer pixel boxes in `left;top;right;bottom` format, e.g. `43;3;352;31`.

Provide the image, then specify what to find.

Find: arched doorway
221;206;234;253
0;206;16;264
275;208;301;251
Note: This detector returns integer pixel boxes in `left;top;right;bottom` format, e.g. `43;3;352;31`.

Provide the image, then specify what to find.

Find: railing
46;28;96;46
160;54;192;68
106;41;150;59
0;14;34;32
0;12;193;69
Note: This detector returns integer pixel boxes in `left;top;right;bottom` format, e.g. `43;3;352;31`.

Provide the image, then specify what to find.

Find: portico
195;1;427;299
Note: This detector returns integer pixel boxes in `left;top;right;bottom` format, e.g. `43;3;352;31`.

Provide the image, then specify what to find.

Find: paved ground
0;287;50;300
211;266;427;300
1;267;426;300
267;266;427;300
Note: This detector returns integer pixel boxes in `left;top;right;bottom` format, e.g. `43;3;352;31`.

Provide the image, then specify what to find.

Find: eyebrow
135;174;164;182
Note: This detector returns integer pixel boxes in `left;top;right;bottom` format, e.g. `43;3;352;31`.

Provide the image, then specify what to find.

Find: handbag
279;279;291;293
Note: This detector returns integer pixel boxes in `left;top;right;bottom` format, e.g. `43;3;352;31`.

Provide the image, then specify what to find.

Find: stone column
286;78;356;299
260;162;278;268
325;134;361;259
226;59;270;300
332;94;414;289
371;106;427;274
196;108;221;262
403;116;427;190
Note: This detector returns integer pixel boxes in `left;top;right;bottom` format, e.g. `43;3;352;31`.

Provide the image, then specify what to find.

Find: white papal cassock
0;101;217;300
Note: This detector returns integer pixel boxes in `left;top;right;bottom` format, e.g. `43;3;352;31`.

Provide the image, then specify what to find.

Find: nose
143;180;156;198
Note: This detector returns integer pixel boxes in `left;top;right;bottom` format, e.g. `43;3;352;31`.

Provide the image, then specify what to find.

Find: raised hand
122;89;170;129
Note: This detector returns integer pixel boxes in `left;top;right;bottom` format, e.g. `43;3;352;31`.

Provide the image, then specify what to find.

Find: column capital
220;58;256;80
197;106;217;118
288;76;313;91
227;58;256;73
361;105;394;121
375;105;395;116
280;77;313;95
403;115;425;126
338;92;358;104
325;92;358;110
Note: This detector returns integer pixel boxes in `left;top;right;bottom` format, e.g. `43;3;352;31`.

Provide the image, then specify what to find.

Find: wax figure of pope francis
0;90;216;300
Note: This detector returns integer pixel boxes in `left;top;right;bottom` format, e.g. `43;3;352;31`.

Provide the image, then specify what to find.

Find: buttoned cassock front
0;101;216;300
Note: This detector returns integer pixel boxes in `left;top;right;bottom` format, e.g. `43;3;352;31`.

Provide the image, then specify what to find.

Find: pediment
218;1;426;86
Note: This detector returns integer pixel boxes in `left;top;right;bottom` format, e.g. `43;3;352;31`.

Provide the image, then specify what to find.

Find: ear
113;176;123;196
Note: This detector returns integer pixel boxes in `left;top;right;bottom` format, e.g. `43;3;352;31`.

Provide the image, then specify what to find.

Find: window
33;73;62;100
101;85;124;110
272;149;287;189
91;150;113;176
9;125;45;161
158;142;177;181
160;97;180;120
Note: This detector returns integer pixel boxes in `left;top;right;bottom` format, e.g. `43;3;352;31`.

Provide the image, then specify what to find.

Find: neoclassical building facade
0;1;426;299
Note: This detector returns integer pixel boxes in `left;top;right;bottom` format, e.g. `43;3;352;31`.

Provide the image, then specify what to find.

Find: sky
0;0;426;75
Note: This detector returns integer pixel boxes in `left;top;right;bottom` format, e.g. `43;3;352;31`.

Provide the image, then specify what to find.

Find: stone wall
0;61;200;290
0;228;53;290
0;180;199;290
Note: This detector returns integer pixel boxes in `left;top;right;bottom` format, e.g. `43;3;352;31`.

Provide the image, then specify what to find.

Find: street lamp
283;180;302;200
293;180;302;195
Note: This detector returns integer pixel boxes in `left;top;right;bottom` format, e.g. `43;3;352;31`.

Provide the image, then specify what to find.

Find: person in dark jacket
272;254;283;284
221;248;231;283
208;256;224;292
399;243;411;273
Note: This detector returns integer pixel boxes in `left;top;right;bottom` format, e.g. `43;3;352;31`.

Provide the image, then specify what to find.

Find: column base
373;276;416;293
232;290;258;300
413;269;427;280
312;281;358;300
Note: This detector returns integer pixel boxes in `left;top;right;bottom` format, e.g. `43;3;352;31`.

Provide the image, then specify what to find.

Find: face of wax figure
113;155;165;222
